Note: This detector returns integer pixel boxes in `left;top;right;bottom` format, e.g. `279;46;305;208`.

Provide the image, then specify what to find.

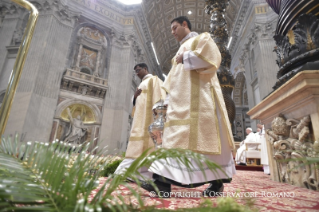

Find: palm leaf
0;134;255;211
0;135;102;211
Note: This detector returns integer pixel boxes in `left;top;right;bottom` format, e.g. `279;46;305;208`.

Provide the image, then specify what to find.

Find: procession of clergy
115;15;265;198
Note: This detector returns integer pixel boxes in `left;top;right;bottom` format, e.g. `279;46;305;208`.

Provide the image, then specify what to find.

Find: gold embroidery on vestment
189;70;200;151
143;78;153;152
211;86;222;154
191;33;201;51
129;136;149;141
193;51;218;70
164;119;190;128
212;87;235;149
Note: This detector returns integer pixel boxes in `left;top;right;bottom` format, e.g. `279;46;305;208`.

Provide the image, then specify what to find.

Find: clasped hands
175;47;187;64
134;88;142;99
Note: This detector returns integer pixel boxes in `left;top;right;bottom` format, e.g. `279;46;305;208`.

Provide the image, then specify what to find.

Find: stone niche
49;26;108;148
247;71;319;191
50;101;102;147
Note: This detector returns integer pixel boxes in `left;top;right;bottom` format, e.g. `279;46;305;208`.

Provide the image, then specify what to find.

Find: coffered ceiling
140;0;242;74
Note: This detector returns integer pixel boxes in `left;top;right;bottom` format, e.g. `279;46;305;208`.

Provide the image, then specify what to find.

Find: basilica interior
0;0;279;151
0;0;319;210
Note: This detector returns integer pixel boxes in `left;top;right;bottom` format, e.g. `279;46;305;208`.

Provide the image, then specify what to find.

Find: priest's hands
176;53;183;64
176;47;187;64
134;88;142;99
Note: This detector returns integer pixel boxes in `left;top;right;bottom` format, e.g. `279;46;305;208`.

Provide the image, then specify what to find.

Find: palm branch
0;134;255;211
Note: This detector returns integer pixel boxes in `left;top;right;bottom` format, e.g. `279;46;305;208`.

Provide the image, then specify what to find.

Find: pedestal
247;71;319;190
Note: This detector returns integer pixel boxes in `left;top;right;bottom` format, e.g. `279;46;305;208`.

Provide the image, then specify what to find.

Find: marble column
4;3;78;142
258;39;279;99
75;44;83;69
99;38;135;153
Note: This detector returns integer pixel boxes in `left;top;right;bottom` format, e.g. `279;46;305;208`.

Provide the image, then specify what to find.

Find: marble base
247;70;319;188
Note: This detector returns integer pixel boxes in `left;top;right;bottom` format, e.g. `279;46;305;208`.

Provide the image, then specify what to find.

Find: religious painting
80;47;97;71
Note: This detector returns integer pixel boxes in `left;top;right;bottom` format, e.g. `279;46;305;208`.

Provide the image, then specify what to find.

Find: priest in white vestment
142;16;236;197
235;128;257;165
257;124;270;174
114;63;165;180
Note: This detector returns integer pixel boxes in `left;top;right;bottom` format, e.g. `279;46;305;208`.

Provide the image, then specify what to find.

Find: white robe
235;132;257;164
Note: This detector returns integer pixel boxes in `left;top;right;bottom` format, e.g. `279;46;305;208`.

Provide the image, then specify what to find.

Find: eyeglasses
135;68;144;73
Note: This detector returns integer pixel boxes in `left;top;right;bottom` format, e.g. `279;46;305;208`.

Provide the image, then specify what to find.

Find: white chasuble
125;75;165;159
162;32;235;154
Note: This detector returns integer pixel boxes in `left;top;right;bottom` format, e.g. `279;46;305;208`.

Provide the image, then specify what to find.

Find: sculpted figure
64;108;87;144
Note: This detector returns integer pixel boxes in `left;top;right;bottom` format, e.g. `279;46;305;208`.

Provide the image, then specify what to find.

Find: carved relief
80;27;106;44
2;4;18;15
271;114;290;137
61;69;108;99
53;1;80;25
0;6;8;29
233;71;245;106
234;114;244;141
267;114;319;191
10;12;29;46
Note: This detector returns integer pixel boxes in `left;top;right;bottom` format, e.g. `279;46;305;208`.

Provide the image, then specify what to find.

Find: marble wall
229;0;279;133
0;0;283;152
0;0;161;154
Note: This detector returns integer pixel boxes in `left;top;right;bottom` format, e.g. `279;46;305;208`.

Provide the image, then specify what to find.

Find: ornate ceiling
140;0;242;74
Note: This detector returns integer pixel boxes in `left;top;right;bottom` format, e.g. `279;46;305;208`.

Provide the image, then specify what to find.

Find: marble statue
64;108;87;144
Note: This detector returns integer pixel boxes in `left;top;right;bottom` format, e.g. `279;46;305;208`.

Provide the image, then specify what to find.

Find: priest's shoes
141;180;171;198
203;181;224;197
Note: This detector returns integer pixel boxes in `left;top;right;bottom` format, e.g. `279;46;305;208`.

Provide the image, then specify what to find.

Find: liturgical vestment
149;32;236;184
125;74;165;159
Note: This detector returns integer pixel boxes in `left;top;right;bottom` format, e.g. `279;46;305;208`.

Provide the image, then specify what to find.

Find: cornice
230;0;276;58
228;0;250;54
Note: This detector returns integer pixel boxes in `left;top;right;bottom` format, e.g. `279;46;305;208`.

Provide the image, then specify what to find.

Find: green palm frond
0;134;256;211
0;134;106;211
